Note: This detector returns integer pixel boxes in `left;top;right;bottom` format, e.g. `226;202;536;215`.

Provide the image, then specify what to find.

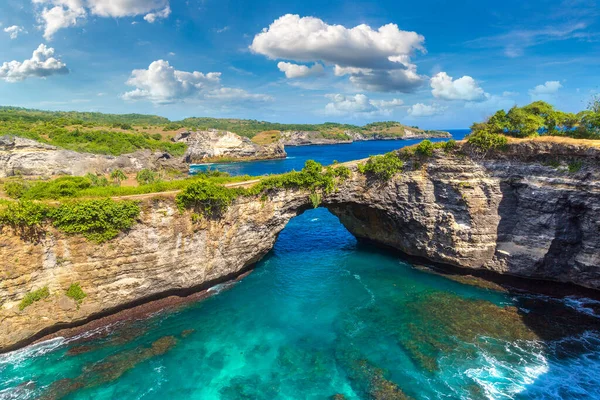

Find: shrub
4;180;29;199
176;180;240;217
467;130;508;154
415;140;435;157
84;173;109;187
110;169;127;186
19;287;50;311
50;199;140;243
568;161;583;173
0;200;50;236
151;133;163;140
309;192;322;208
66;283;87;302
441;139;457;152
20;176;93;200
136;169;158;185
358;152;404;180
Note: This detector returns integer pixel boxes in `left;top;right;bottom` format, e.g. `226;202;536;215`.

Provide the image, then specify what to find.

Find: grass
19;287;50;310
66;283;87;302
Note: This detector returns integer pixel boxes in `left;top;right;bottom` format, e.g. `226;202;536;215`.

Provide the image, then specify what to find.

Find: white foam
0;337;65;369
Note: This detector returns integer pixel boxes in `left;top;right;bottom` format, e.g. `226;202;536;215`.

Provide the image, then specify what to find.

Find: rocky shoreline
2;140;599;352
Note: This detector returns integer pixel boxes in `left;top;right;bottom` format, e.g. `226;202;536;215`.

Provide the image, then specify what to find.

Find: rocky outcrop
281;128;451;146
280;131;353;146
1;140;599;351
0;135;184;178
174;129;286;163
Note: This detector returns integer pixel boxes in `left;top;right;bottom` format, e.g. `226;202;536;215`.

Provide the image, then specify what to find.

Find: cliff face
0;136;184;178
175;129;286;163
281;129;451;146
1;141;599;351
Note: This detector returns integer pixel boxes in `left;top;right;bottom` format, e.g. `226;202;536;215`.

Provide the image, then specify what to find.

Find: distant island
0;107;450;176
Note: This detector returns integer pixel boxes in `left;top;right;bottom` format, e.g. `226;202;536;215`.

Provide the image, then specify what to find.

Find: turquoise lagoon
1;132;600;399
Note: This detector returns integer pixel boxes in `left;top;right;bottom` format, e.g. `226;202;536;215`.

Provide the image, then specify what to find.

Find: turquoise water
2;135;600;399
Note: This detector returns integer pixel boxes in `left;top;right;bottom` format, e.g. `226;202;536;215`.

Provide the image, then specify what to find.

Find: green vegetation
568;161;583;173
50;199;140;243
66;283;87;303
309;192;322;208
0;200;50;238
470;100;600;139
176;161;351;217
467;130;508;153
110;169;127;186
0;198;140;243
19;286;50;311
6;176;110;200
358;152;404;180
175;180;243;217
136;169;159;185
415;140;435;157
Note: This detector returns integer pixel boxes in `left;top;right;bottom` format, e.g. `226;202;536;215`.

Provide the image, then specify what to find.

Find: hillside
0;107;449;153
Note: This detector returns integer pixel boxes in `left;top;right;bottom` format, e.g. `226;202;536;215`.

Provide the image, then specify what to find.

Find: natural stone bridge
2;141;600;352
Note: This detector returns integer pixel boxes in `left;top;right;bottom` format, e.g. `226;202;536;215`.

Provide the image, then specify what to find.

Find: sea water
2;132;600;399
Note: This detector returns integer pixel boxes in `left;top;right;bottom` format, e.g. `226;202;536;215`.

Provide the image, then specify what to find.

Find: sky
0;0;599;129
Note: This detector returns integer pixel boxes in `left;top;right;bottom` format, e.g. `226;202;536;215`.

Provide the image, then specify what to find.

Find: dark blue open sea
2;131;600;399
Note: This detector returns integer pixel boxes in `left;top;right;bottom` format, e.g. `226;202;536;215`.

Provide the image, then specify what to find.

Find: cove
1;209;599;399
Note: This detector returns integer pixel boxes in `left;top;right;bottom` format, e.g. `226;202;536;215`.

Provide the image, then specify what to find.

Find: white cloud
277;62;325;79
32;0;170;39
122;60;270;105
324;93;404;116
528;81;562;97
407;103;446;117
0;43;69;82
216;26;230;33
4;25;26;39
205;88;273;102
143;6;171;23
430;72;487;102
250;14;426;93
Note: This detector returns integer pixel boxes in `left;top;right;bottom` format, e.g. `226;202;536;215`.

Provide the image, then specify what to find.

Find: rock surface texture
0;135;183;177
1;140;599;351
280;128;451;146
174;129;286;163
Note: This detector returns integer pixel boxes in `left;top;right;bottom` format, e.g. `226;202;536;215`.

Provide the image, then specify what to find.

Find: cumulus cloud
529;81;562;97
32;0;170;39
4;25;26;39
250;14;426;92
143;6;171;23
0;43;69;82
324;94;404;116
277;62;325;79
430;72;487;101
122;60;270;105
407;103;446;117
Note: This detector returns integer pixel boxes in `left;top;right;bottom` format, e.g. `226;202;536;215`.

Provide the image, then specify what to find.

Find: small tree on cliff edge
110;169;127;186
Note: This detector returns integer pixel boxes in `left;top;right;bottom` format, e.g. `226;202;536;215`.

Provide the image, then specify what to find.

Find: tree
110;169;127;186
136;169;158;185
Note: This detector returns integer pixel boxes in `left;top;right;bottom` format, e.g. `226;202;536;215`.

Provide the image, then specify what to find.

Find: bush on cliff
467;129;508;154
19;286;50;311
176;180;242;217
50;199;141;243
358;152;404;180
66;283;87;303
0;200;50;239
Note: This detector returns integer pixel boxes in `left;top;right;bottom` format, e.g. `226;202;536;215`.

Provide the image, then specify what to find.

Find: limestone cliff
1;140;599;352
174;129;286;163
281;128;451;146
0;135;184;178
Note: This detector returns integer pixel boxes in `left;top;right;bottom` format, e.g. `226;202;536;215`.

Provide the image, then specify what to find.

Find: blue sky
0;0;598;128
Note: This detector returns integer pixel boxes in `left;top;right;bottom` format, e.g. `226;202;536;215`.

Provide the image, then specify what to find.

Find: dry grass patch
506;135;600;148
252;130;281;145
